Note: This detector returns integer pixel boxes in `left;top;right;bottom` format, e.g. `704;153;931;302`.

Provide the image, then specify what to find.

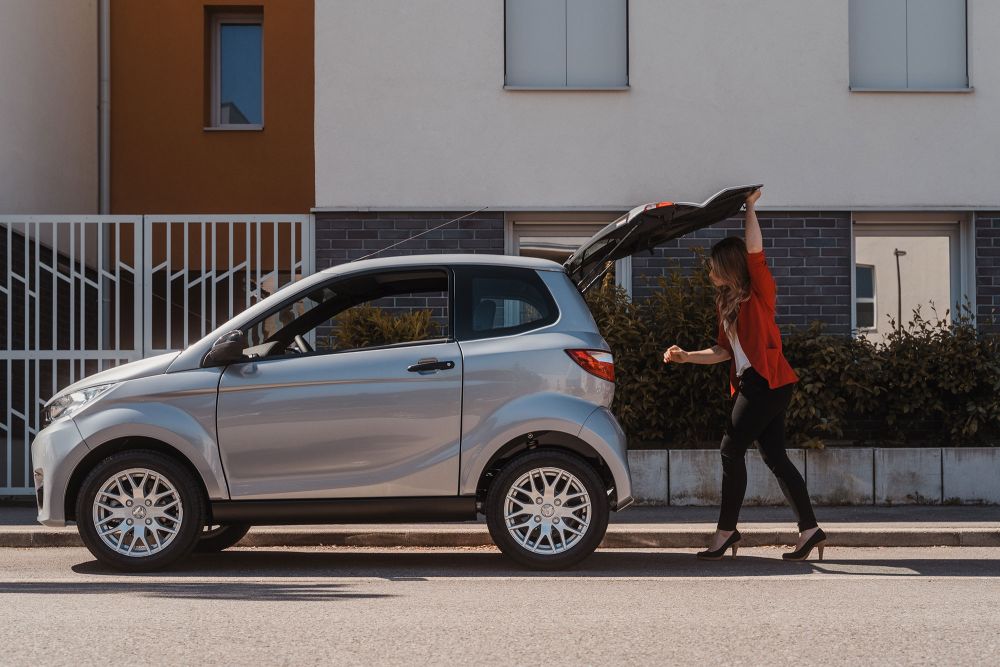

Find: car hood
564;184;762;291
49;352;181;402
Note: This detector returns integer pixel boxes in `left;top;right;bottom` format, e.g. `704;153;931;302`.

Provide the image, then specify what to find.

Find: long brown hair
710;237;751;334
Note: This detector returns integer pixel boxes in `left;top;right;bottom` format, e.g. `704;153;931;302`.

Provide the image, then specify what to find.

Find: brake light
566;349;615;383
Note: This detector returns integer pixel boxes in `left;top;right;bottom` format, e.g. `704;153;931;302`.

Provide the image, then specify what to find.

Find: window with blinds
849;0;968;90
505;0;628;88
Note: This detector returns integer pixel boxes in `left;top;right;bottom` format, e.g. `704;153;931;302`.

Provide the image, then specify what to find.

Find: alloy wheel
91;468;184;557
503;466;592;555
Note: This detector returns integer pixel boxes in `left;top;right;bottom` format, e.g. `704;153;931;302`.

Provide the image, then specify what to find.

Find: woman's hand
746;188;762;208
663;345;689;364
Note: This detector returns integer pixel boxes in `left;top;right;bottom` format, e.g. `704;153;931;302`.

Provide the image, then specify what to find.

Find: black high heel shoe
782;528;827;561
697;530;742;560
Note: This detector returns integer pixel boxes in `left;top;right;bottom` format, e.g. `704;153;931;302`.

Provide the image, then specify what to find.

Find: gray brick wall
314;211;505;268
976;212;1000;333
631;212;853;334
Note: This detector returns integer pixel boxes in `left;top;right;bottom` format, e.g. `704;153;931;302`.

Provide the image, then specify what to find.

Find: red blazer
716;250;799;395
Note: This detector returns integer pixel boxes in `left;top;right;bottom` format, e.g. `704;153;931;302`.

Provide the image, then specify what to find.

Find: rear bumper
30;418;90;527
579;406;632;511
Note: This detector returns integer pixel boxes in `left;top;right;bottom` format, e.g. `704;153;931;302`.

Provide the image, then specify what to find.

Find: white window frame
850;213;975;334
854;264;877;332
849;0;972;93
208;13;264;131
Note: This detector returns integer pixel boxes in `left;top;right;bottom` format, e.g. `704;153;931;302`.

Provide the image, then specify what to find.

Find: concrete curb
2;526;998;549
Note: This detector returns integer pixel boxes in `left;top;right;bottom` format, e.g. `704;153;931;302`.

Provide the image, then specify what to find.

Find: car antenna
351;207;489;262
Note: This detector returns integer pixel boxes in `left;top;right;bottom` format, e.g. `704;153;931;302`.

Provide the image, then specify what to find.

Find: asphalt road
1;546;998;666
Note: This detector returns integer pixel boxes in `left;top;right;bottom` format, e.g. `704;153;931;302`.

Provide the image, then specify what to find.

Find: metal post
894;248;907;330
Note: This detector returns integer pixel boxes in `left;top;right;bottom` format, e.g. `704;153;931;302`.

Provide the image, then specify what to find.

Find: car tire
485;449;609;570
195;523;252;553
76;450;205;572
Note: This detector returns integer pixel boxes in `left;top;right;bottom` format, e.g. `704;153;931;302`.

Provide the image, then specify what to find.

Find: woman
663;189;826;561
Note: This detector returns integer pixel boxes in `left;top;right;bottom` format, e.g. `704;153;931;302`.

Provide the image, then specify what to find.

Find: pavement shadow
0;579;392;602
70;549;1000;579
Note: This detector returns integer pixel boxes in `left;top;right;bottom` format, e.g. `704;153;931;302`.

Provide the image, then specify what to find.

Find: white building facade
313;0;1000;336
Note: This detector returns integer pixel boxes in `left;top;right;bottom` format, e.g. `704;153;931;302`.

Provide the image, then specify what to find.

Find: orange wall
110;0;313;214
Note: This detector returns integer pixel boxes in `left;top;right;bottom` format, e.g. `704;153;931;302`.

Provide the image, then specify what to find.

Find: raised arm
744;188;763;253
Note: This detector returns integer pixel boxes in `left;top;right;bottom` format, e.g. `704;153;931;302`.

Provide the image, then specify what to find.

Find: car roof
318;253;565;276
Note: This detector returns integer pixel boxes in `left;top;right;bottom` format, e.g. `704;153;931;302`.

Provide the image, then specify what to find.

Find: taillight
566;349;615;383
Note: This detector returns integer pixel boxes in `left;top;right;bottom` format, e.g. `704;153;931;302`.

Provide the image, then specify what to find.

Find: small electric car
31;185;756;571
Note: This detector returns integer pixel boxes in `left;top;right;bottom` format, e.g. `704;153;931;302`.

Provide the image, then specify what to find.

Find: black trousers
717;368;818;532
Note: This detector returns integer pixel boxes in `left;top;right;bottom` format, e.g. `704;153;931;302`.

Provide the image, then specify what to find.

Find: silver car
30;186;756;571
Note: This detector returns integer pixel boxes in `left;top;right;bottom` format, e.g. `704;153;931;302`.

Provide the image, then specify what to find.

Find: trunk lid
564;184;761;291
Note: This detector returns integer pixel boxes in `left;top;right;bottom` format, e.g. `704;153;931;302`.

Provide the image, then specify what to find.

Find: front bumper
30;418;90;527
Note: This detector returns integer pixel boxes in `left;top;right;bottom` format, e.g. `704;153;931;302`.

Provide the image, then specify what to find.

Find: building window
504;0;628;89
506;214;631;295
853;215;975;340
210;12;263;128
849;0;968;90
855;264;877;331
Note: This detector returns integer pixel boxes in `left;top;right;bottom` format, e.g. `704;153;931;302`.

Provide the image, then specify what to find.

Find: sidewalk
2;504;998;549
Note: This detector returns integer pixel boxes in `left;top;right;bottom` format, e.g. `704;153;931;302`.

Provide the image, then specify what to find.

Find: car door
215;267;463;499
564;184;762;291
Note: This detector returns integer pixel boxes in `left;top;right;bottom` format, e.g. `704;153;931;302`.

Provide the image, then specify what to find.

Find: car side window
454;266;558;341
244;269;450;357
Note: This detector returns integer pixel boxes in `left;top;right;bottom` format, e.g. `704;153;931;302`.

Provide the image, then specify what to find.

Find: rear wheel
195;523;252;553
76;450;204;572
485;450;609;570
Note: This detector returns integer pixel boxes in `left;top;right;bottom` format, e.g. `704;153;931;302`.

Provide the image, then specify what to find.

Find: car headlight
44;383;117;425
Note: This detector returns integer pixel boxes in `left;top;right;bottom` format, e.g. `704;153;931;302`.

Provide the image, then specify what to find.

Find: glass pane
855;265;874;299
220;23;262;125
856;302;875;329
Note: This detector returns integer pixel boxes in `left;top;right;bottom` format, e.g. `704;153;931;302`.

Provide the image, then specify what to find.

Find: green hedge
585;265;1000;448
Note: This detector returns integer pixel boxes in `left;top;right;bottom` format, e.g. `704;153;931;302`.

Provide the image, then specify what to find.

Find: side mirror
203;330;248;367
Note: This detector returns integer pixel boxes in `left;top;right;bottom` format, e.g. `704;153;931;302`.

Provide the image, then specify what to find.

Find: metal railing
0;214;311;494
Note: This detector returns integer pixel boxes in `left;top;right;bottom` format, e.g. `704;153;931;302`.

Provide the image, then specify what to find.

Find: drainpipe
98;0;110;214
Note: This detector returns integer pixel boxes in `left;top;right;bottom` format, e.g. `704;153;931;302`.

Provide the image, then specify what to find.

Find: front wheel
76;450;205;572
485;450;609;570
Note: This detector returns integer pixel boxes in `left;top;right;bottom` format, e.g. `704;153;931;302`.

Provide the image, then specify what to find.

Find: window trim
502;0;630;91
209;12;265;131
238;266;455;360
851;213;973;335
848;0;970;93
854;264;877;332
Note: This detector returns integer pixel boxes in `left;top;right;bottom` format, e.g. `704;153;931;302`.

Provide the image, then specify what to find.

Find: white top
726;325;752;377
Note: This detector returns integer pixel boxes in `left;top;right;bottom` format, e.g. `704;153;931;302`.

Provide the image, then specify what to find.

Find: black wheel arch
64;436;212;523
474;431;616;510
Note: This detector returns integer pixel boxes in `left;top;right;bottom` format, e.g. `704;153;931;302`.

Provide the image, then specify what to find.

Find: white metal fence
0;215;311;495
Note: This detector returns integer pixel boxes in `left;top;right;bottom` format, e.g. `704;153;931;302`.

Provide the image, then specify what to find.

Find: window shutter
849;0;907;89
566;0;628;87
505;0;567;87
906;0;967;88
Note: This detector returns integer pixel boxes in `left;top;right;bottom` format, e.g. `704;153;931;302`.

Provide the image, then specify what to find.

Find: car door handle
407;359;455;373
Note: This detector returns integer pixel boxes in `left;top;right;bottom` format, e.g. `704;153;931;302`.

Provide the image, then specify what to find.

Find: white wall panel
315;0;1000;210
0;1;97;214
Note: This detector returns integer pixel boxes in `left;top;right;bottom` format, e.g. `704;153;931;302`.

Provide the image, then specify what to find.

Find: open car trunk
564;184;762;291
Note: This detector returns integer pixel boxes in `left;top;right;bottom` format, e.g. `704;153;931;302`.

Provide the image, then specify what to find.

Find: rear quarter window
454;266;559;341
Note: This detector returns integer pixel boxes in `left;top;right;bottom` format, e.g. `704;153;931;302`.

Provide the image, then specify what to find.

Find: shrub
876;305;1000;444
331;304;441;350
586;262;1000;448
